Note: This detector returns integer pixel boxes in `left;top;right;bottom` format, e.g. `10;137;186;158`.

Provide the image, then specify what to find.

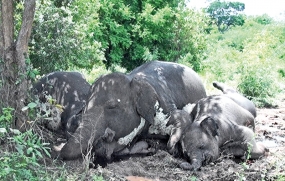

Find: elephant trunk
179;158;202;171
60;110;105;160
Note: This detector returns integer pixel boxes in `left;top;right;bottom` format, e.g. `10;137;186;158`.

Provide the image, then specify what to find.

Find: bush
238;67;279;107
0;129;51;180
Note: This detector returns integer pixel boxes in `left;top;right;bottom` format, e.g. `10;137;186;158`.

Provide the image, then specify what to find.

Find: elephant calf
168;95;267;171
32;71;90;137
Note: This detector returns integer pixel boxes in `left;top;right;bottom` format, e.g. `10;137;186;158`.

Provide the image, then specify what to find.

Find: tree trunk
0;0;36;131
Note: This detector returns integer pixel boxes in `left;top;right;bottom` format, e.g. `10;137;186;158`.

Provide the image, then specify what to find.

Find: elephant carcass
32;71;90;137
213;81;256;117
176;95;267;171
58;60;207;160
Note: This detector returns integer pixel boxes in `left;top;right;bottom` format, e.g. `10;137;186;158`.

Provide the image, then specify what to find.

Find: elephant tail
212;81;225;93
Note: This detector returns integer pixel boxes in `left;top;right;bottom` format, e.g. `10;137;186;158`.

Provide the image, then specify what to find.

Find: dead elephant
213;81;256;117
171;95;267;171
32;71;90;137
56;60;207;160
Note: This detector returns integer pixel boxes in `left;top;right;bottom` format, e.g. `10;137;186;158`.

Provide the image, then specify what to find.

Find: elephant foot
53;142;66;152
179;162;194;170
51;142;66;159
115;141;156;157
250;142;269;159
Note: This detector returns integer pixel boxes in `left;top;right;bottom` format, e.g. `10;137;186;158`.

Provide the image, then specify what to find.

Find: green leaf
9;128;21;135
15;144;24;155
27;147;33;155
0;128;7;133
21;106;29;111
35;150;43;158
43;148;51;158
27;102;37;109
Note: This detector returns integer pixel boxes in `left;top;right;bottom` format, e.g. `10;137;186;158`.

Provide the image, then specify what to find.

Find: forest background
1;0;285;180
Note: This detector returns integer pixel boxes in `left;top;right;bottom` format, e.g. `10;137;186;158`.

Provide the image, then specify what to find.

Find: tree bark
0;0;36;131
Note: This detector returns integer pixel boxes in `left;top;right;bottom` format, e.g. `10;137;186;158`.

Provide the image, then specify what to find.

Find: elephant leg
221;141;248;158
248;142;269;159
225;142;268;159
115;141;155;156
226;127;268;159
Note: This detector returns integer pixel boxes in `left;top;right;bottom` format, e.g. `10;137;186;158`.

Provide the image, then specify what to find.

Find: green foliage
30;1;105;74
175;8;209;71
0;129;51;180
0;107;14;129
92;175;105;181
238;67;278;107
278;69;285;78
206;0;245;32
12;130;51;160
252;14;273;25
70;0;208;71
30;0;209;72
203;16;285;106
0;152;39;181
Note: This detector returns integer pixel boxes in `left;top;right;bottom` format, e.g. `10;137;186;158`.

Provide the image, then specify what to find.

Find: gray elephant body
179;95;267;170
213;81;256;117
33;71;90;136
58;61;207;160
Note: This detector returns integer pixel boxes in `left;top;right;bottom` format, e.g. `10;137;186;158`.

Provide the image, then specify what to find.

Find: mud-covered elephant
213;81;256;117
171;95;267;171
33;71;90;137
57;60;207;160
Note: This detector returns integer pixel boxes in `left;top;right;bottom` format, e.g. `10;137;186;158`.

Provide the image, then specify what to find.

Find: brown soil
58;98;285;181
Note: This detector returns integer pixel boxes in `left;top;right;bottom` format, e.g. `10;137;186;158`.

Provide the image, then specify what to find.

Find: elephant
173;95;267;171
32;71;90;137
213;81;256;117
56;60;207;160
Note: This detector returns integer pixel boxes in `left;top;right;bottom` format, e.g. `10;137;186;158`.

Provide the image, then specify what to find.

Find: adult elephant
213;81;256;117
58;61;207;160
33;71;90;137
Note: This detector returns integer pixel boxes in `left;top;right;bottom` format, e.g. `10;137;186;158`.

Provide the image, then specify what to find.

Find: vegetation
1;0;285;180
206;0;245;32
202;17;285;106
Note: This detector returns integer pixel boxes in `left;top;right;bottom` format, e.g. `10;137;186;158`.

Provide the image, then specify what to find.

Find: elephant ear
131;76;157;124
200;117;219;137
167;110;192;152
101;127;116;142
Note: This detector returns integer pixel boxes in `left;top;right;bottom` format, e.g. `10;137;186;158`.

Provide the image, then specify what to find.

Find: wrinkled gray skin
33;71;90;137
213;81;256;117
177;95;267;171
166;109;192;154
58;61;207;160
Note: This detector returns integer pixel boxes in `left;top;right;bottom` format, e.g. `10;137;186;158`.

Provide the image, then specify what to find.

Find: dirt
56;97;285;181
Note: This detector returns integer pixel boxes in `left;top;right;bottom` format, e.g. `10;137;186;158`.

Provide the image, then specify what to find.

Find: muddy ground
57;97;285;181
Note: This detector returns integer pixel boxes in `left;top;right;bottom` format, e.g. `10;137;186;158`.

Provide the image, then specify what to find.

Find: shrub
0;129;51;180
238;67;278;107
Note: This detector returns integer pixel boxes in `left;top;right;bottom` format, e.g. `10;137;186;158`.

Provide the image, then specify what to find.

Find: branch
16;0;36;62
1;0;14;50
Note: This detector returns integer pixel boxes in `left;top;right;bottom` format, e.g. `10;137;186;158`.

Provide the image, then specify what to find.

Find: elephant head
32;71;90;136
59;73;160;159
179;117;220;171
178;95;266;171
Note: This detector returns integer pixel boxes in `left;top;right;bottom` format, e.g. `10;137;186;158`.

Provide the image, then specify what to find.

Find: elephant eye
199;144;205;150
105;100;119;109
